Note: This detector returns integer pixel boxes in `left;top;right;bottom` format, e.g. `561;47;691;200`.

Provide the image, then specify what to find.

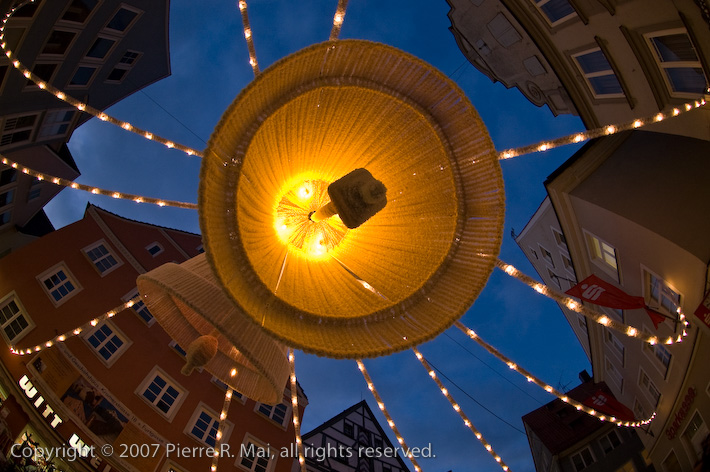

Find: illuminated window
533;0;576;25
137;368;184;419
639;369;661;406
646;29;708;96
238;437;273;472
570;446;595;471
38;264;80;305
643;269;681;315
0;295;34;344
83;240;121;275
256;400;289;427
573;48;624;97
584;231;618;276
85;321;130;366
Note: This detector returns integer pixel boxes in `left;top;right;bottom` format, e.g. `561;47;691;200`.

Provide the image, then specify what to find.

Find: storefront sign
666;386;697;439
18;375;63;429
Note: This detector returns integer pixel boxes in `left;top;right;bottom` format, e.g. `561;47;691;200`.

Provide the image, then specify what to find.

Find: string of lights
0;154;198;210
413;348;511;472
289;349;307;472
210;369;238;472
356;360;423;472
237;0;260;76
0;9;202;159
454;320;656;428
329;0;349;41
9;296;141;356
496;260;689;346
497;98;707;160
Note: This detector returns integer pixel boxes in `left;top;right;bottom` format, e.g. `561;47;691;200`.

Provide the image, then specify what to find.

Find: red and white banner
566;275;666;329
581;389;635;422
565;274;645;309
694;290;710;329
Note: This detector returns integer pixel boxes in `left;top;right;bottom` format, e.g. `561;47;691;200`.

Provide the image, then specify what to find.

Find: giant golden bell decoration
136;254;289;404
199;40;505;358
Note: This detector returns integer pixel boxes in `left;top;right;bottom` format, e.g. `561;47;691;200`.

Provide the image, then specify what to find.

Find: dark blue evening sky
45;1;590;471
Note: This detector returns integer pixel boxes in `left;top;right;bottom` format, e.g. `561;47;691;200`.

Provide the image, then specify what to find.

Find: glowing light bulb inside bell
297;183;312;201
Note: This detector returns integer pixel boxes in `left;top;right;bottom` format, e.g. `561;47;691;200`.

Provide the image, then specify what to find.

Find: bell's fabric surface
136;254;289;404
199;40;505;358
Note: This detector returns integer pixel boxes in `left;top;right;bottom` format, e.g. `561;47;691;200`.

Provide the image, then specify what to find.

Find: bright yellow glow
274;178;347;259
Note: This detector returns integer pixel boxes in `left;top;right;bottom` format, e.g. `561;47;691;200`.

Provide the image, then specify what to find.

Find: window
551;228;567;247
577;314;588;333
683;412;708;461
27;63;58;86
0;188;14;207
196;244;205;254
146;242;163;257
168;339;187;357
137;368;184;419
0;167;17;186
256;401;289;427
633;398;647;421
211;376;245;401
187;407;221;447
2;113;38;147
533;0;576;25
644;342;672;375
0;210;10;226
343;420;354;438
571;446;595;471
599;429;622;454
604;329;625;362
548;268;560;288
487;13;521;48
38;264;80;305
61;0;98;23
106;8;139;32
105;50;141;84
85;37;115;59
573;48;624;97
238;437;273;472
41;30;76;56
585;231;618;276
27;180;41;201
69;66;97;87
85;321;130;366
605;357;623;392
539;245;554;266
639;369;661;406
529;247;538;259
661;450;682;472
38;110;74;139
0;295;34;344
647;29;708;96
562;253;574;273
124;289;154;325
83;241;121;275
644;269;681;315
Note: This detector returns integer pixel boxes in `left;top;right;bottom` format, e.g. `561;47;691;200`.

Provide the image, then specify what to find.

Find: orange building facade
0;204;307;472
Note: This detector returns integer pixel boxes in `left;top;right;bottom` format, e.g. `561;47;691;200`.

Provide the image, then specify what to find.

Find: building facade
0;0;172;254
0;205;307;472
447;0;710;135
516;130;710;471
523;378;652;472
298;400;411;472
